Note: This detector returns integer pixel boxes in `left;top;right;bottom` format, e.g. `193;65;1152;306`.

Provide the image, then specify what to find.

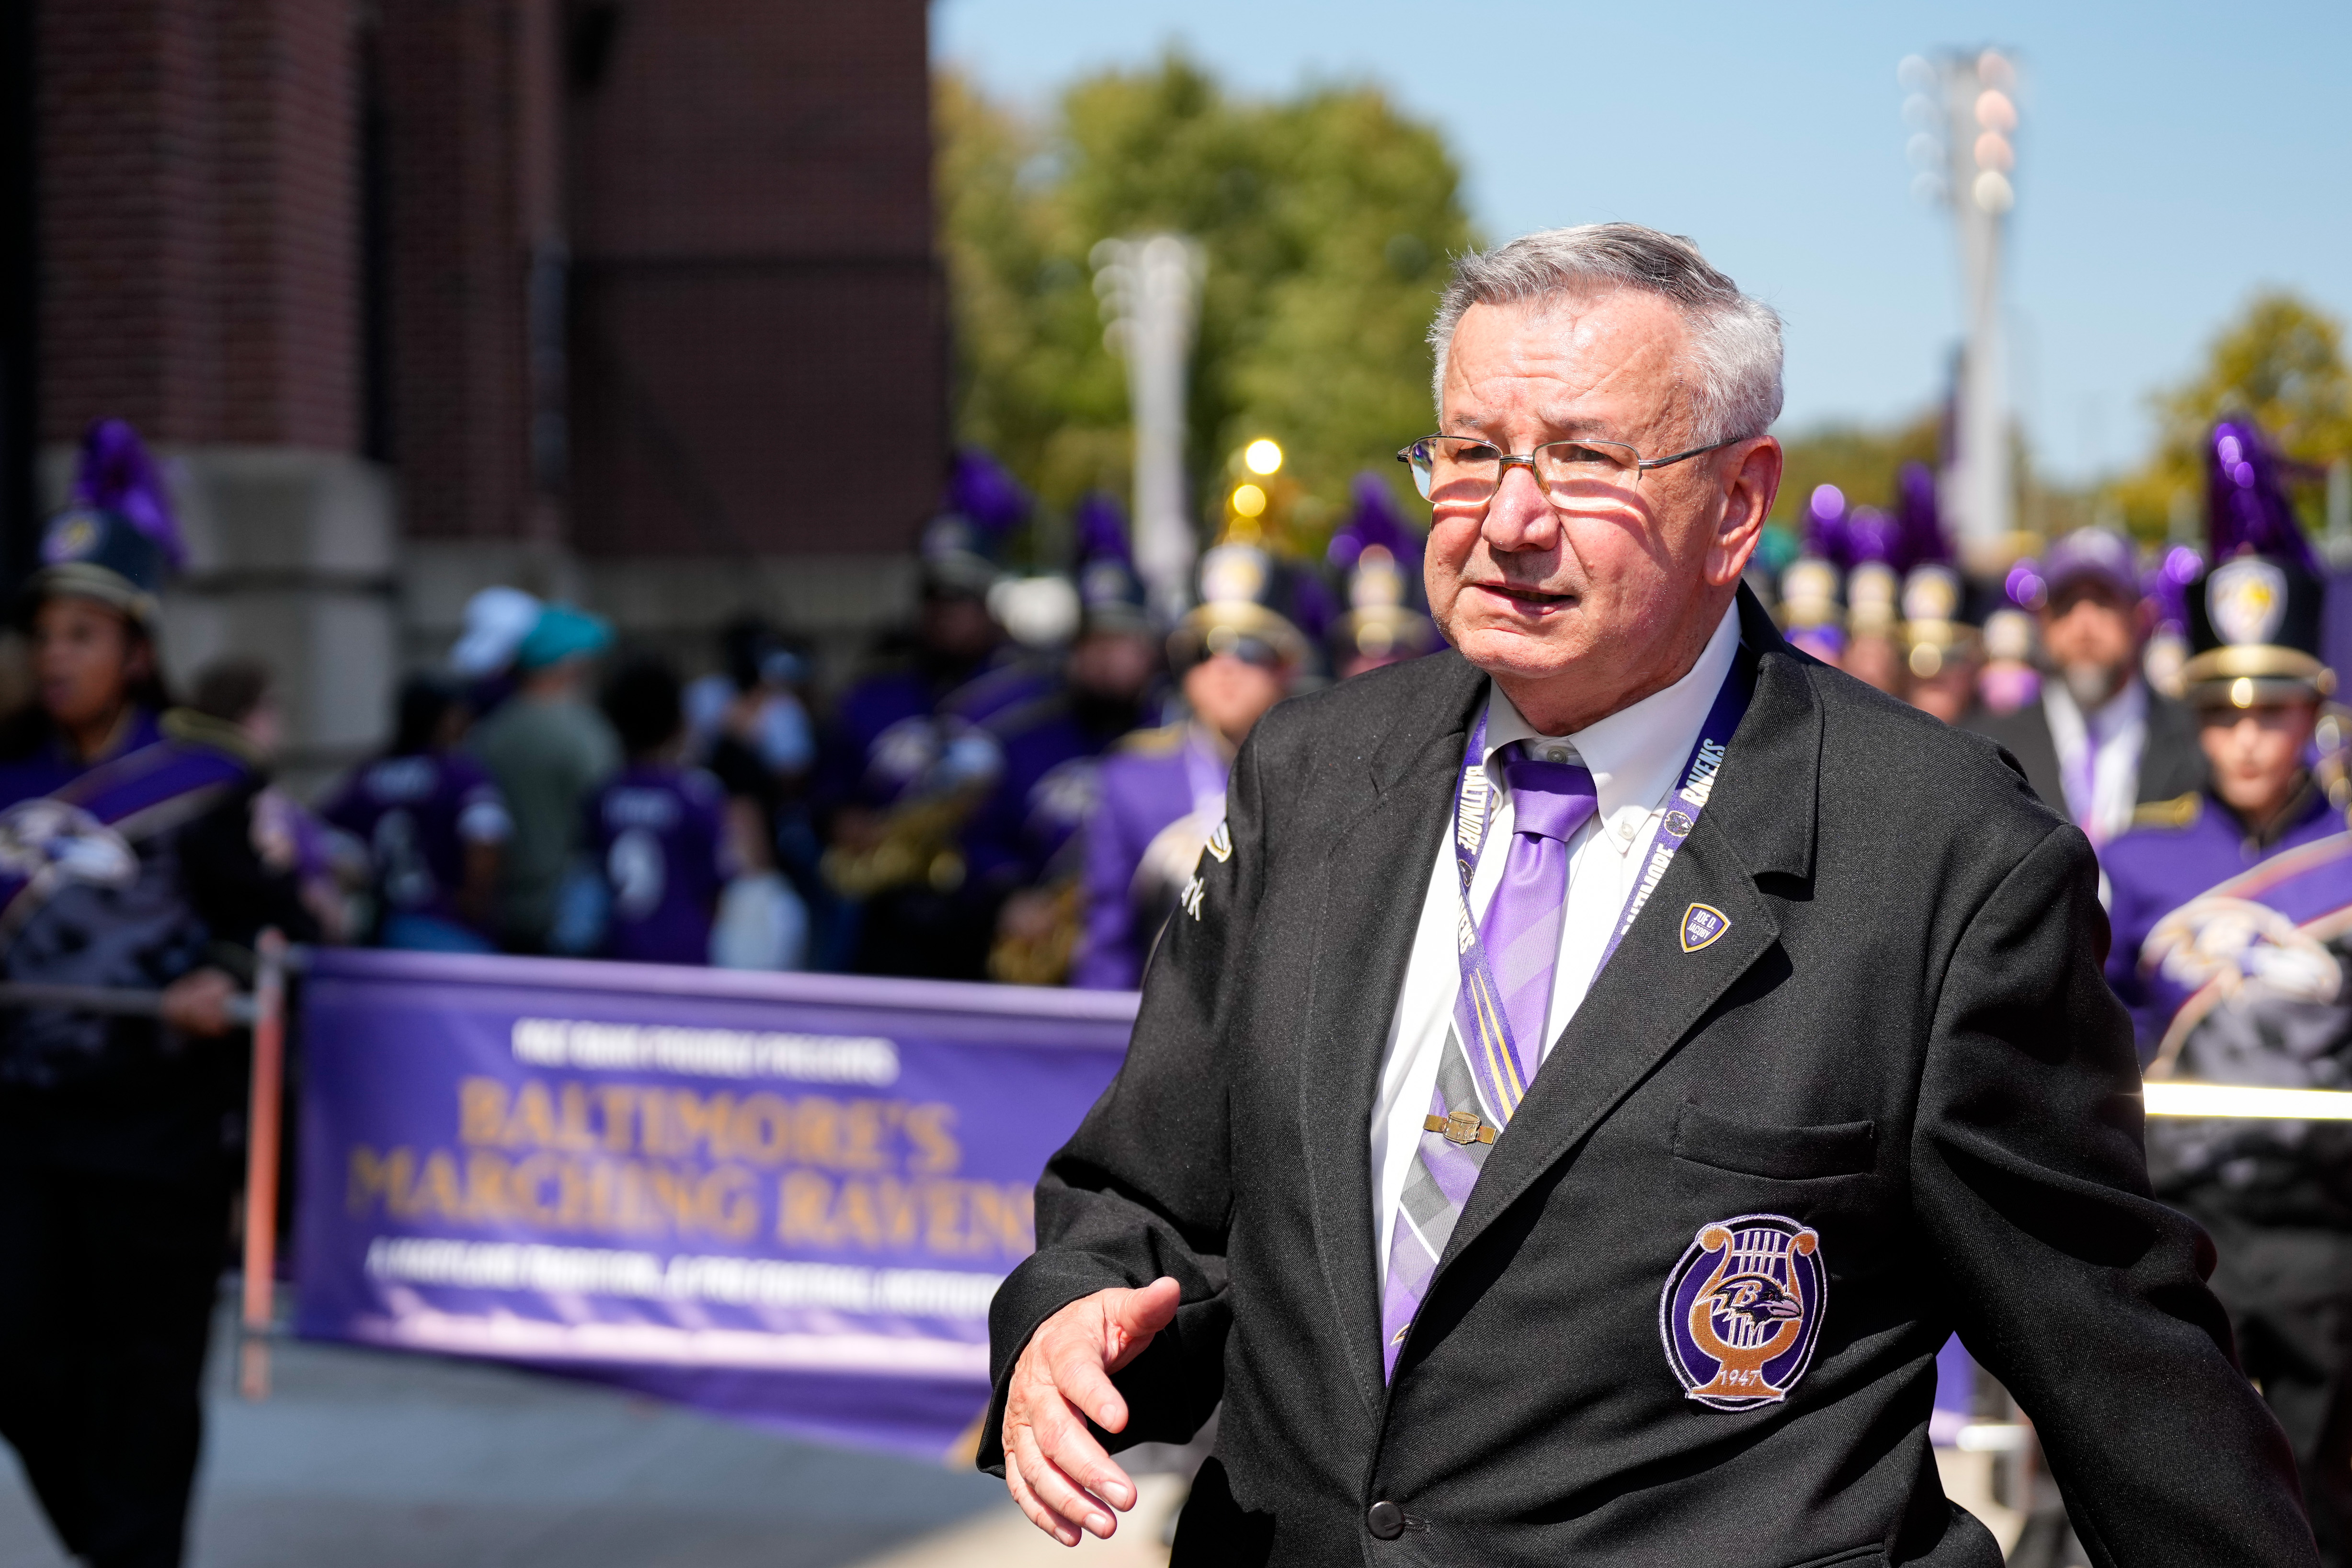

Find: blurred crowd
111;447;1442;996
16;421;2347;1008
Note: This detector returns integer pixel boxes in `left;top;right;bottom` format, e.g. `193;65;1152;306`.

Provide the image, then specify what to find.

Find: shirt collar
2045;673;2146;743
1480;599;1742;846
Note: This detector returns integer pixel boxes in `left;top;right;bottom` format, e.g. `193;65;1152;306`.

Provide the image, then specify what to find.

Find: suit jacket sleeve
1912;820;2311;1566
974;732;1260;1471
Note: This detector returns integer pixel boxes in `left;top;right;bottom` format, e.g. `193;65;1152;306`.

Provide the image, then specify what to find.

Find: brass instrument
820;786;985;901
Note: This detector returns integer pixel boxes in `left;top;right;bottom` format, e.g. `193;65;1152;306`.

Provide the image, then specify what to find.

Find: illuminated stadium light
1244;438;1284;476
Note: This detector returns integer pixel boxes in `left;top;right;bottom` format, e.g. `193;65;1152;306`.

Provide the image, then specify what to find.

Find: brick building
12;0;943;784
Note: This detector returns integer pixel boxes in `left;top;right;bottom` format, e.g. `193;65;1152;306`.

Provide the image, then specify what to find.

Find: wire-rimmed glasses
1394;434;1743;503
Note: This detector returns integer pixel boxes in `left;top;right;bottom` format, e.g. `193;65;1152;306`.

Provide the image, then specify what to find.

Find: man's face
2199;699;2317;821
921;593;999;663
1183;652;1287;748
2039;582;2142;703
33;596;143;732
1067;629;1156;703
1423;295;1778;726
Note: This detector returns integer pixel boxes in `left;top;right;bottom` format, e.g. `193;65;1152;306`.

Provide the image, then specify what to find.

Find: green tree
935;57;1477;556
2106;290;2352;539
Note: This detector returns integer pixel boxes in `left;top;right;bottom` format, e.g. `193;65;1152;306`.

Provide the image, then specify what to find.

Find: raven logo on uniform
0;799;137;891
1659;1214;1826;1410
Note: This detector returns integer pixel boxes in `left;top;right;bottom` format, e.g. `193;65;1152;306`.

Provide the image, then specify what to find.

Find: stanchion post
239;929;288;1401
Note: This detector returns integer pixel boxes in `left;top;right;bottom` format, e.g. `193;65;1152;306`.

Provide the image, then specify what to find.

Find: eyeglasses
1395;434;1745;504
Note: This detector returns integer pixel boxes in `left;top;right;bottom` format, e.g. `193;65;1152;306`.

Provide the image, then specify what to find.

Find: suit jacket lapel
1299;653;1484;1419
1437;605;1824;1274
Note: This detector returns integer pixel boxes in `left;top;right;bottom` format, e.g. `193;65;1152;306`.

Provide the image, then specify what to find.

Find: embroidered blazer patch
1659;1214;1827;1410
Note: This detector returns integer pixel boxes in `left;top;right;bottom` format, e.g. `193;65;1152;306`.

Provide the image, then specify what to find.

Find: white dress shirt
1370;602;1742;1275
2042;677;2148;846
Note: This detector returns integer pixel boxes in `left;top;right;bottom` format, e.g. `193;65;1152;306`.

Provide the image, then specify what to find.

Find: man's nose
1481;463;1558;554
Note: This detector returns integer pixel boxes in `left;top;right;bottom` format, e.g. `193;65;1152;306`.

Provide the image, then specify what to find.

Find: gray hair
1427;223;1784;446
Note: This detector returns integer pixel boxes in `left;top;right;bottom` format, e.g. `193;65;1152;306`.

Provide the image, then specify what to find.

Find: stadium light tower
1093;234;1206;619
1900;49;2021;568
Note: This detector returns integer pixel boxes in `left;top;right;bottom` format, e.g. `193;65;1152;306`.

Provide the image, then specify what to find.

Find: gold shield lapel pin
1680;903;1730;953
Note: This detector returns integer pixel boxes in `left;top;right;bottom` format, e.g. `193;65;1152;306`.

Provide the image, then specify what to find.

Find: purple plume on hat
1072;491;1131;566
69;418;184;568
1328;472;1419;571
1895;462;1948;570
2005;559;2046;611
943;448;1031;537
2206;420;2316;571
1803;483;1851;569
2143;544;2202;631
1846;506;1900;569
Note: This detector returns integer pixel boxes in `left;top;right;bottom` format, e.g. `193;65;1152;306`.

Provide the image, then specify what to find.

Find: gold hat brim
1168;601;1307;670
2181;645;2336;702
22;563;160;627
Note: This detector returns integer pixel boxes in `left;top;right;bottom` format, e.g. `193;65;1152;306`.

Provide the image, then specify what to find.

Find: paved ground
0;1300;1050;1568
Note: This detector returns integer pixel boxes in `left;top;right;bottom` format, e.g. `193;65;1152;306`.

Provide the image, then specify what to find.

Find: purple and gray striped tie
1380;742;1597;1379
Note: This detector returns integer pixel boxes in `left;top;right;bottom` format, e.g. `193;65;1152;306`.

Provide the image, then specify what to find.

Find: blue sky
933;0;2350;484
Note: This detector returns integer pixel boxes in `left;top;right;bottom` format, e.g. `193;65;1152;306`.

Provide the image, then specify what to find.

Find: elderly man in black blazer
982;223;2310;1567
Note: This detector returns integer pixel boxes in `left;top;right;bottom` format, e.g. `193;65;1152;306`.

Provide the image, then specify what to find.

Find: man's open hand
1000;1276;1182;1545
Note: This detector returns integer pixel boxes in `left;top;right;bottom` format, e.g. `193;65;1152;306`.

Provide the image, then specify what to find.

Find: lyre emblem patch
1680;903;1729;952
1659;1214;1827;1410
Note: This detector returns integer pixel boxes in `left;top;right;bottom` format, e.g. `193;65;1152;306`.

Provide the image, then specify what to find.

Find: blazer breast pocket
1672;1101;1877;1181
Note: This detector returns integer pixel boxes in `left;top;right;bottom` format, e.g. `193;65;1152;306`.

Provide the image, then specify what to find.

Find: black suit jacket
982;590;2308;1568
1964;686;2206;826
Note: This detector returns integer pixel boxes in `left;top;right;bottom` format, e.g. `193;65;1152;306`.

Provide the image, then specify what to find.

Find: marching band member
1776;556;1846;667
2103;421;2352;1561
1895;561;1979;724
1326;475;1439;680
1069;539;1305;991
0;423;314;1568
985;494;1165;985
815;452;1054;977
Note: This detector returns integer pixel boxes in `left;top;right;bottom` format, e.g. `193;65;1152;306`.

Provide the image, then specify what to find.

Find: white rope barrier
2143;1082;2352;1120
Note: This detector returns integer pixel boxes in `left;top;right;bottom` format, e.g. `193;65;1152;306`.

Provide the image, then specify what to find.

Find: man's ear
1707;437;1781;587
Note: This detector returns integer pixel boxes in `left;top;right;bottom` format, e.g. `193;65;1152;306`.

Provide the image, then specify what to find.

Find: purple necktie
1380;742;1597;1378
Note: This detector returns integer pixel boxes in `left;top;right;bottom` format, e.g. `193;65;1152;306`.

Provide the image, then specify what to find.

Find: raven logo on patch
1659;1214;1826;1410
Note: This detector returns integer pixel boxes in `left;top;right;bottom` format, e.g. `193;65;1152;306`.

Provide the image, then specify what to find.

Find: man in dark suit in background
1967;528;2205;848
982;224;2309;1566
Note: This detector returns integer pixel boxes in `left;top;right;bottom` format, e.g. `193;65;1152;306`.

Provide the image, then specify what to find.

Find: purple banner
295;948;1133;1459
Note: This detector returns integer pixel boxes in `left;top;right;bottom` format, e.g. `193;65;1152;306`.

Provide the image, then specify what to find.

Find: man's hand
160;968;238;1037
1001;1276;1182;1545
